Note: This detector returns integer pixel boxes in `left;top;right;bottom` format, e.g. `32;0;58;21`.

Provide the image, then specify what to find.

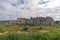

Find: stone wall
17;17;55;25
17;18;27;24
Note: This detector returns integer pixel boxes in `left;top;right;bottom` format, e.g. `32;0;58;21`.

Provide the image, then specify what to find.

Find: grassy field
0;23;60;33
0;23;60;40
0;32;60;40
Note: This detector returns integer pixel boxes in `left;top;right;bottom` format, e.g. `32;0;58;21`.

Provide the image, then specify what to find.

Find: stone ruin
16;16;55;25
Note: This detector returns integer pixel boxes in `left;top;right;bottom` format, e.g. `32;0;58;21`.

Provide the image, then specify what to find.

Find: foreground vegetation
0;22;60;40
0;23;60;33
0;32;60;40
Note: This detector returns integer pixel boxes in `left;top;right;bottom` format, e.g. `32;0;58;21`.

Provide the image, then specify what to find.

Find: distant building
6;20;17;25
17;18;27;24
26;17;55;25
46;17;55;25
29;17;46;25
26;19;34;24
8;17;55;25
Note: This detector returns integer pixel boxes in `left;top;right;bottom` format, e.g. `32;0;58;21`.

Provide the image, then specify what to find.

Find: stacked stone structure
16;17;55;25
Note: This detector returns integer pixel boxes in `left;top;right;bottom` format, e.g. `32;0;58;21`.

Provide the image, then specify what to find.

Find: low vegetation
0;23;59;33
0;32;60;40
0;22;60;40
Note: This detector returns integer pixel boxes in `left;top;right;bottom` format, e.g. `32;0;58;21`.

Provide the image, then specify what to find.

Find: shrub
22;25;29;31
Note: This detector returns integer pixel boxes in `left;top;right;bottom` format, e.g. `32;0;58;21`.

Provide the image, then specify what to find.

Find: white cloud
0;0;60;20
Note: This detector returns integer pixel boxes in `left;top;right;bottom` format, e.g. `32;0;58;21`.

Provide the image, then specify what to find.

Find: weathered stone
8;17;55;25
8;20;17;25
46;17;55;25
17;18;27;24
26;19;34;24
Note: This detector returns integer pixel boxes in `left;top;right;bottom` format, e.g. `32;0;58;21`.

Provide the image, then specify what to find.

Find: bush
22;25;29;31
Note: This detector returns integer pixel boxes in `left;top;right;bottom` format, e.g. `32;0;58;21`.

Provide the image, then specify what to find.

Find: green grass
0;32;60;40
0;23;60;40
0;23;60;33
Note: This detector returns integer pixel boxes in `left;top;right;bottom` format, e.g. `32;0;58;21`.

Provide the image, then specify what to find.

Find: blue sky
0;0;60;20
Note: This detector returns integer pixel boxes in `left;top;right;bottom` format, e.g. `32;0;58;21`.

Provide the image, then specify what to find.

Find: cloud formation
0;0;60;20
